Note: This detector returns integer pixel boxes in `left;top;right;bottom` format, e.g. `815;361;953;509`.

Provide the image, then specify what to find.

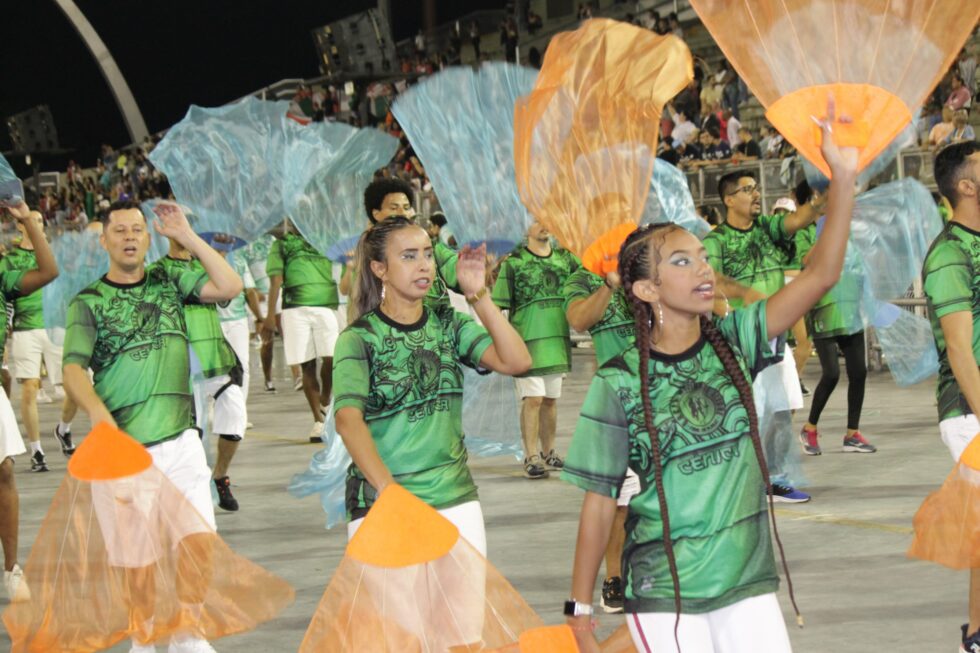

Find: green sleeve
561;375;630;498
703;231;724;275
452;310;493;368
759;213;793;250
924;241;973;319
491;258;514;310
333;329;370;413
434;240;459;291
561;267;602;312
266;239;284;278
0;269;25;297
63;297;96;369
169;264;209;303
715;299;784;379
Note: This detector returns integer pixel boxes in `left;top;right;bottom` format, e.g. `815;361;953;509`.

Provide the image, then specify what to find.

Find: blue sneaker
770;483;810;503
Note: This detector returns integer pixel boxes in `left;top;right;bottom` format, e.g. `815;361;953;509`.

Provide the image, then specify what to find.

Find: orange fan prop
2;423;294;652
514;18;693;257
688;0;980;177
909;434;980;569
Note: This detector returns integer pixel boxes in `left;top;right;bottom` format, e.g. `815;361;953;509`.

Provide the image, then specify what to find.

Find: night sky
2;0;501;175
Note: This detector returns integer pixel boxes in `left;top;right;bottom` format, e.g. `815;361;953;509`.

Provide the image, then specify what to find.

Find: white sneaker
53;385;66;400
293;378;303;392
35;389;53;404
168;635;217;653
4;564;31;602
309;421;324;443
246;422;254;430
129;642;157;653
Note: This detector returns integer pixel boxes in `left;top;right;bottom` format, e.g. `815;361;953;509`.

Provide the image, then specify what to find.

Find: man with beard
492;222;580;479
703;171;824;503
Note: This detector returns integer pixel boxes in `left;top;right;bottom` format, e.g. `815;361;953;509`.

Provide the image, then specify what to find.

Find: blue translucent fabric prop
149;97;294;243
198;232;246;253
289;409;351;530
642;160;711;237
392;62;538;246
43;230;108;342
472;239;517;257
874;308;940;386
139;199;180;263
0;153;16;182
461;367;523;459
283;121;398;258
324;235;362;265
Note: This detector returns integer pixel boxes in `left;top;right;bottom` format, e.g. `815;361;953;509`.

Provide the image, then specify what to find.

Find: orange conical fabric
514;19;692;257
301;485;543;652
3;424;294;652
581;223;638;277
688;0;980;177
908;434;980;569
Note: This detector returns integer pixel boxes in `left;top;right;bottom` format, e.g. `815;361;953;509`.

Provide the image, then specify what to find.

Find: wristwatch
563;599;594;617
465;287;488;305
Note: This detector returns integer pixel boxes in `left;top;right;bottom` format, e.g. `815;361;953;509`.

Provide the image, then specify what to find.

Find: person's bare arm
566;272;618;332
567;491;617;653
940;311;980;417
336;407;395;492
261;276;283;341
782;190;827;235
5;202;58;292
63;363;116;428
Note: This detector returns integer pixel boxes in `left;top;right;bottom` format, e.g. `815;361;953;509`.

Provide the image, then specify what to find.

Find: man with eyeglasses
703;171;825;504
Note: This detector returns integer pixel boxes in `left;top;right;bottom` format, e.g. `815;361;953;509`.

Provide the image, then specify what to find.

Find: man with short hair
2;210;76;471
735;126;761;160
493;222;580;478
703;172;824;503
0;201;58;602
63;200;242;652
921;141;980;651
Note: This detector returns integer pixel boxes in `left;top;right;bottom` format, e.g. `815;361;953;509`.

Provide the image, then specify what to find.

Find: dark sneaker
962;624;980;653
54;426;75;457
264;381;276;393
30;451;48;473
523;455;549;479
541;449;564;470
800;381;811;397
771;483;810;503
843;431;877;453
799;426;821;456
600;576;624;613
214;476;239;512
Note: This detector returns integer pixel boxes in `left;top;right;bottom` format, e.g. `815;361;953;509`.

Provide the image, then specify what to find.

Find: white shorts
753;345;803;414
220;318;250;403
618;468;641;507
940;413;980;462
347;499;487;557
281;306;339;366
92;429;216;568
11;329;63;383
515;373;563;399
627;592;792;653
0;389;24;461
194;374;247;439
334;306;348;332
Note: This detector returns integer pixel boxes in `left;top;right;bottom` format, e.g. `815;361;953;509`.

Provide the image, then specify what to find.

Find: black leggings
807;331;867;430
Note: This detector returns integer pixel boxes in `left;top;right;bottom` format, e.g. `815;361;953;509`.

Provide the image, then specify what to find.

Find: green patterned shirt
922;221;980;421
426;239;459;311
1;247;44;331
63;265;208;446
561;267;634;366
151;257;238;380
266;233;338;309
0;267;26;358
492;246;580;377
788;223;816;271
562;301;782;614
243;235;273;294
703;215;795;308
217;251;256;323
334;305;492;519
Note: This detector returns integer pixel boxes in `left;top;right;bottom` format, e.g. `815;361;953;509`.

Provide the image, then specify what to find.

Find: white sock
30;441;43;455
57;421;71;435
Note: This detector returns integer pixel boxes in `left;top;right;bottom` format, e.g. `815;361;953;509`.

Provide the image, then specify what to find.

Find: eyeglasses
727;183;758;197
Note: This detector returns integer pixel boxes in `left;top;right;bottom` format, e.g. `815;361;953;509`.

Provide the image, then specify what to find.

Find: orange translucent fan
300;484;544;652
514;18;692;257
688;0;980;177
2;423;294;652
908;434;980;569
582;223;638;276
486;623;639;651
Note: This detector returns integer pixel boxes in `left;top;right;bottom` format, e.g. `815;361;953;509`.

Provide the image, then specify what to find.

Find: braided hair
617;224;801;649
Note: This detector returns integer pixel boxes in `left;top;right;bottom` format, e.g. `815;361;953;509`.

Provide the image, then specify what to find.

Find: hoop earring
380;283;387;306
656;300;664;332
718;290;730;318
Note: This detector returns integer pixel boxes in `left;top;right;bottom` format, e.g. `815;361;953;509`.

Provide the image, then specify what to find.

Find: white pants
347;499;486;557
627;593;793;653
220;318;250;403
11;329;62;383
92;430;216;567
515;373;563;399
193;375;247;440
940;413;980;461
617;468;641;507
0;389;24;460
281;306;339;366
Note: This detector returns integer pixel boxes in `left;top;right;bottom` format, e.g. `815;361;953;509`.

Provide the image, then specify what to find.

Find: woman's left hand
456;242;488;297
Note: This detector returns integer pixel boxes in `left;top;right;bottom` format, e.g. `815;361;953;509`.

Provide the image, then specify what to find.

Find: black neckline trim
374;306;428;332
649;336;706;362
950;221;980;237
101;273;147;289
524;245;554;259
721;220;757;233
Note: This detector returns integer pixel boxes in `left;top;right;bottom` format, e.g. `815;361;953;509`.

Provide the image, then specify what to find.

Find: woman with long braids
334;216;530;553
561;104;857;652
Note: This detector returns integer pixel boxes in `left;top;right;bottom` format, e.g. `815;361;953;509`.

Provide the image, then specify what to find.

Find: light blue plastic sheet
392;62;538;246
0;153;16;182
43;229;108;342
283;121;398;257
288;409;351;530
874;307;940;386
461;367;523;459
148;97;295;244
643;160;711;237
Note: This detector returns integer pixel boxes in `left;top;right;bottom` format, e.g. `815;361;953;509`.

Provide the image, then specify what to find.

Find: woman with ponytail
334;216;530;553
562;100;858;653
